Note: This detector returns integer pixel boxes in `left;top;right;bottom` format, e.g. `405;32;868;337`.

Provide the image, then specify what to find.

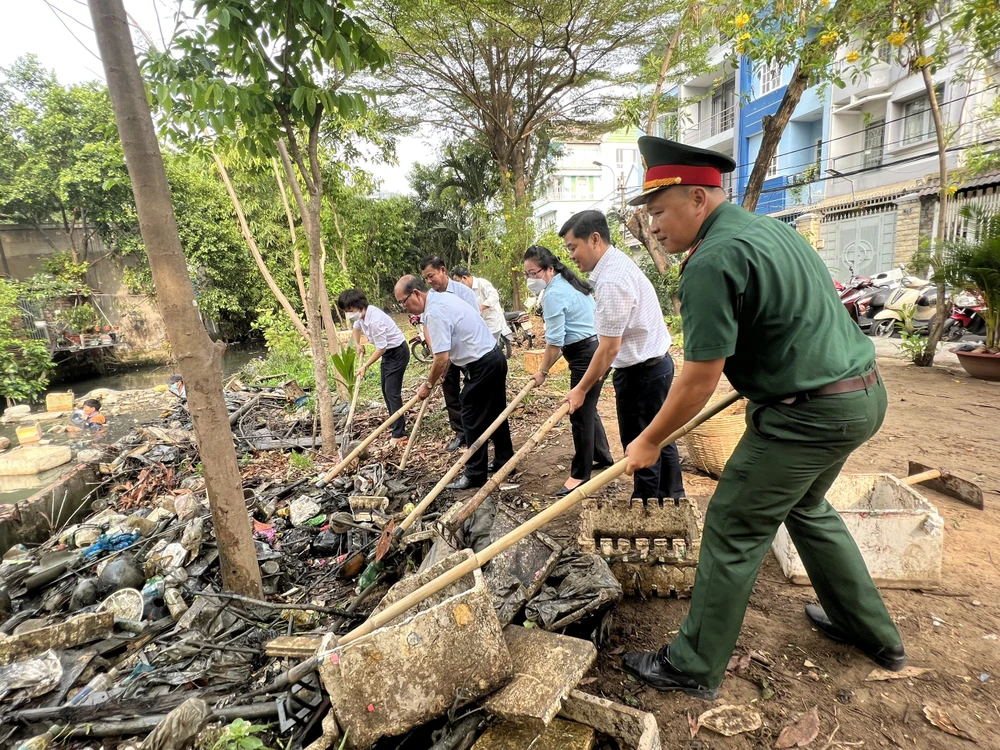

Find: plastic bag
525;550;622;631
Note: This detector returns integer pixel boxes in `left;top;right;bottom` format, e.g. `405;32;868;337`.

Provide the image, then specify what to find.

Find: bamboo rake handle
448;402;571;532
340;375;363;451
316;393;422;487
396;379;537;534
322;390;744;654
398;391;434;470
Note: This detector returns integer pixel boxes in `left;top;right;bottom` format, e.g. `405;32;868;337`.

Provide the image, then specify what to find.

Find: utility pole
88;0;263;597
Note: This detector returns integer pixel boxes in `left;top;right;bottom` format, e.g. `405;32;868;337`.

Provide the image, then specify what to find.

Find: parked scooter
871;277;938;337
942;291;988;341
408;315;433;363
504;310;536;350
839;275;874;324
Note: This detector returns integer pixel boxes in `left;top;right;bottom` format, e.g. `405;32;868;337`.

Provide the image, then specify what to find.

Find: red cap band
643;164;723;190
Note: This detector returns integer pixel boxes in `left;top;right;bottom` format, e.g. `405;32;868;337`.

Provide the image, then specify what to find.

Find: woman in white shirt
337;289;410;444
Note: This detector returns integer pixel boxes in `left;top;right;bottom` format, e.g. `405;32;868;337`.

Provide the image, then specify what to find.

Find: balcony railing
680;106;735;143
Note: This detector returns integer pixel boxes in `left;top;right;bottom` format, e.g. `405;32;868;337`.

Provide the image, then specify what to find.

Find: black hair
451;267;472;279
559;210;611;244
337;288;369;311
400;276;428;295
84;398;102;411
168;374;183;384
419;255;447;272
523;245;593;296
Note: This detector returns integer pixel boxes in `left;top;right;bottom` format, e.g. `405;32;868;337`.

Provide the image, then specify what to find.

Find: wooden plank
264;634;324;658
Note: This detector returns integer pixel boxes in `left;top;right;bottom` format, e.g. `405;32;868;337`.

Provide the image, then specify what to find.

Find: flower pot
954;349;1000;381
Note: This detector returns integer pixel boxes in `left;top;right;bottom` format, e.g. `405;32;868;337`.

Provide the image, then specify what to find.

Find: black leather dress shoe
622;646;718;700
554;485;574;497
446;475;483;491
447;437;464;452
805;604;906;671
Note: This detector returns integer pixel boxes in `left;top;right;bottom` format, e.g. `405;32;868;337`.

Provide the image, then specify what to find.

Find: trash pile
0;383;667;750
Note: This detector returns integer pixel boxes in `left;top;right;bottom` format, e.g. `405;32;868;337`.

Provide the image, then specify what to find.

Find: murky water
0;346;264;504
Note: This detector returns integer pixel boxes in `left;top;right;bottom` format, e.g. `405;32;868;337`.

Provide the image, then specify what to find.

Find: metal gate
819;206;898;283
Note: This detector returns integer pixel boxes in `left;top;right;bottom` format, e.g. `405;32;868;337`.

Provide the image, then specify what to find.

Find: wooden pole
396;380;536;535
448;402;570;532
328;390;743;653
398;392;433;470
316;393;421;487
339;376;362;456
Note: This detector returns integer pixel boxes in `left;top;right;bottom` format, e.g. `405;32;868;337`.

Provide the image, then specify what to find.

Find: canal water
0;347;264;504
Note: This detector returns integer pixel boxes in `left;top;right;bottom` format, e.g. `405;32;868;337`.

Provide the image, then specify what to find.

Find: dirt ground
475;348;999;749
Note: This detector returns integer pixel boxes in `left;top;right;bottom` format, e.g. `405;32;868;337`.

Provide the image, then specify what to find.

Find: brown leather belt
778;367;879;405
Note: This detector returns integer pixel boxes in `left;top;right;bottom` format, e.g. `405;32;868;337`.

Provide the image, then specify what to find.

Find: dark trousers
381;343;409;439
612;355;685;499
564;336;614;481
670;380;899;688
443;363;465;444
461;347;514;483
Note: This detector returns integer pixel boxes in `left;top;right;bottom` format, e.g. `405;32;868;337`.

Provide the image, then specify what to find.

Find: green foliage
288;452;315;472
638;253;680;314
0;279;56;403
41;253;89;281
211;719;273;750
330;347;359;392
142;0;390;159
246;309;315;386
937;206;1000;348
56;304;100;333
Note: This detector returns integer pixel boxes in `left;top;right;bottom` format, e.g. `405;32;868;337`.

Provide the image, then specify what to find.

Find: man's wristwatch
540;370;550;376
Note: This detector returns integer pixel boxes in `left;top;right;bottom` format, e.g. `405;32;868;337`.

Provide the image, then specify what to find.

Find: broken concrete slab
472;718;595;750
483;625;596;726
578;497;702;598
0;612;114;666
559;690;661;750
319;549;512;750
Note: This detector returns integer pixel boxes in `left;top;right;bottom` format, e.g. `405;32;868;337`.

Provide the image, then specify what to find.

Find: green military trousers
668;377;901;689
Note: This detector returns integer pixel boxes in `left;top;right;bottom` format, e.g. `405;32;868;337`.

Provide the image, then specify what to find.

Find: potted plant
939;206;1000;381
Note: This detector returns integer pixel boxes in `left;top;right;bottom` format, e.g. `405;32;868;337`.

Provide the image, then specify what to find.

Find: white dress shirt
429;277;479;311
354;305;405;350
470;276;511;336
423;290;497;367
589;245;671;368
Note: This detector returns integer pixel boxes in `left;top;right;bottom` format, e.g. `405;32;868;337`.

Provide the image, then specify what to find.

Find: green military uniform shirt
679;201;875;403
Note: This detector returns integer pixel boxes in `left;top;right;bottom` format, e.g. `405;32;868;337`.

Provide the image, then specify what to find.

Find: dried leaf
374;519;396;562
865;666;933;681
776;706;820;748
687;711;701;738
578;676;598;686
803;659;817;668
728;654;752;671
697;705;762;737
923;704;976;741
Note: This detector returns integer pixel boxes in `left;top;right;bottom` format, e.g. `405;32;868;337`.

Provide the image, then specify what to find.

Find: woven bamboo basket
682;393;746;477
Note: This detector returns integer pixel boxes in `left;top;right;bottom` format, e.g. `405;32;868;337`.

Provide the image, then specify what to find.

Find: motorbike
407;314;433;363
871;277;938;337
503;311;535;352
942;291;988;341
838;275;874;324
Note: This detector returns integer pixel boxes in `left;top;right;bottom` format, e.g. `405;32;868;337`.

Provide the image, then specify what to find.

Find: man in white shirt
395;275;514;489
560;210;684;500
422;255;479;452
337;288;410;444
451;267;512;342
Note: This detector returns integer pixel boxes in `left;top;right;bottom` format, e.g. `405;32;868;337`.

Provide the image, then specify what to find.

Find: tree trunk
276;139;338;453
915;61;950;367
212;150;309;338
626;210;669;274
272;158;309;308
88;0;262;597
644;19;687;134
742;66;811;213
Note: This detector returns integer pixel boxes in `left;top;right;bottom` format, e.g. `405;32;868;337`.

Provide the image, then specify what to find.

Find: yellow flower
846;50;860;63
914;55;934;69
739;32;751;41
735;43;745;54
947;185;958;196
887;31;907;47
819;31;838;46
735;13;750;28
818;0;830;7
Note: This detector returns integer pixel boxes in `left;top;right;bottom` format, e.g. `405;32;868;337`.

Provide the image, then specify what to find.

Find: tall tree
144;0;389;453
87;0;262;597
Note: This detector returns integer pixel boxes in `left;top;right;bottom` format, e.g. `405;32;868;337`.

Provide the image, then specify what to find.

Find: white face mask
526;278;547;296
346;311;362;322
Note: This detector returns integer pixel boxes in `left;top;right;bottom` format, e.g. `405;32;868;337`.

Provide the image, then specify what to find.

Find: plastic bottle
67;668;119;706
164;587;188;620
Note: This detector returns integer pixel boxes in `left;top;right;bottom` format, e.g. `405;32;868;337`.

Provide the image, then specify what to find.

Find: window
863;117;885;168
814;138;823;174
758;61;782;95
901;87;943;145
767;154;778;177
615;148;638;168
539;212;556;232
712;79;736;133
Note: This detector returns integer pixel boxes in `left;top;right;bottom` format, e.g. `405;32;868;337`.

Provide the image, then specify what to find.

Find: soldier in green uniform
620;137;905;699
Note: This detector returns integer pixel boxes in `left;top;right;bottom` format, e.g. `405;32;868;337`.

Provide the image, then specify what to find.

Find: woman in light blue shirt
524;245;614;495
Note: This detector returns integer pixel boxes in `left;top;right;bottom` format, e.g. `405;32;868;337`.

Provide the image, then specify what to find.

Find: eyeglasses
524;268;544;279
397;289;415;306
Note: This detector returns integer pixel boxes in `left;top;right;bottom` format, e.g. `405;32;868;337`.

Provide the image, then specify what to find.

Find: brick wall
893;193;922;268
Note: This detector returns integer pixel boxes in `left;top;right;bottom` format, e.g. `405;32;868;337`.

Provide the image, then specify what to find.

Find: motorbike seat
916;290;936;306
504;311;524;322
